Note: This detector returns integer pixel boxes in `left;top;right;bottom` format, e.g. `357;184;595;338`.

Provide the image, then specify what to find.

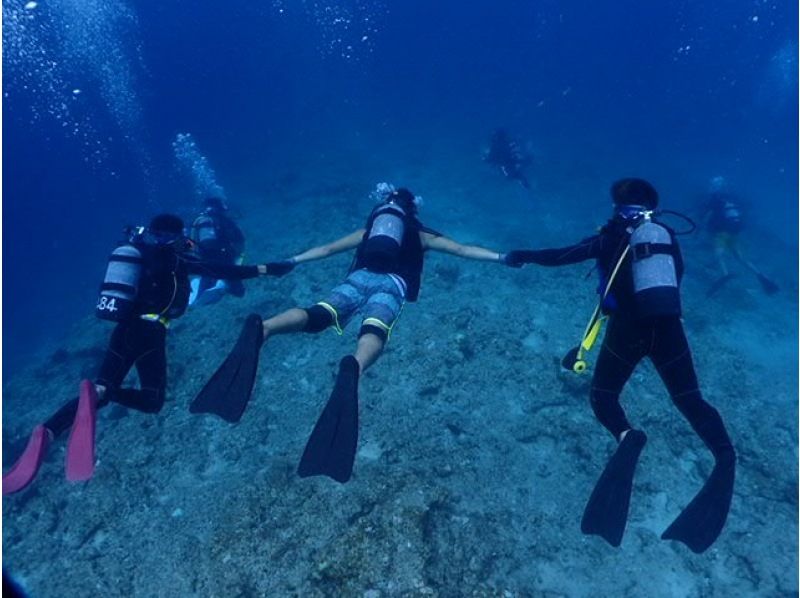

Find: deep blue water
2;2;799;594
4;1;797;370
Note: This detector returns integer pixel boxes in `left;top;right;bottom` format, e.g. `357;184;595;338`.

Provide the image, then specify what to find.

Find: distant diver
504;178;736;553
483;128;533;190
189;196;248;306
2;214;289;495
701;176;779;297
191;184;513;483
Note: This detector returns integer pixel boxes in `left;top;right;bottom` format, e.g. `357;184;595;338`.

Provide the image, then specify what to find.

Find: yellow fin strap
363;302;403;341
140;314;170;328
581;316;606;352
316;302;343;335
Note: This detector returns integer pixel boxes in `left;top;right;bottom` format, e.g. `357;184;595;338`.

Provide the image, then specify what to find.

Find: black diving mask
127;225;193;251
615;204;652;221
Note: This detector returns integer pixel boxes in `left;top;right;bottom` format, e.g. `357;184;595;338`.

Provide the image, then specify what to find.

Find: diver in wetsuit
504;178;736;553
2;213;291;495
189;197;248;305
701;176;779;296
483;128;532;190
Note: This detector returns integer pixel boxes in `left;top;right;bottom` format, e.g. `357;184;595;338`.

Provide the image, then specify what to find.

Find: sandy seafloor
2;151;798;597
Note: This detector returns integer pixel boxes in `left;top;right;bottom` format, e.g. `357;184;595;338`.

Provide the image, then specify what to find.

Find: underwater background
3;0;798;595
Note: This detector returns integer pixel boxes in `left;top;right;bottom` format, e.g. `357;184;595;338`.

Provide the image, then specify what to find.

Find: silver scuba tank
96;244;143;321
630;217;681;317
363;202;406;271
193;215;218;245
369;202;406;245
723;201;741;222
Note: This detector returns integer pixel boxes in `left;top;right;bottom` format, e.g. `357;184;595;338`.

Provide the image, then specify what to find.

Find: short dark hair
390;188;417;214
611;178;659;209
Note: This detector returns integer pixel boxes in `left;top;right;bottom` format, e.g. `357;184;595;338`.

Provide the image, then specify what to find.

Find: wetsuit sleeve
509;235;602;266
185;260;260;279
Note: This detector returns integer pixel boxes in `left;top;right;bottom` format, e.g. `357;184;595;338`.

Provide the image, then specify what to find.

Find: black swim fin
297;355;360;483
190;313;263;423
757;273;779;295
661;453;735;553
581;430;647;547
706;273;736;298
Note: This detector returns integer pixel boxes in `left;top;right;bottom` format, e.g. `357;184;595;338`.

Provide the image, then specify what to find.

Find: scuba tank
723;201;740;222
629;215;681;318
722;200;743;232
192;214;218;246
362;201;407;272
96;243;143;321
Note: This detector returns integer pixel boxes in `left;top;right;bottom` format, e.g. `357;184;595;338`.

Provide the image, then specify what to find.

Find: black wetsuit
191;211;247;297
485;133;531;189
512;218;733;461
44;246;260;436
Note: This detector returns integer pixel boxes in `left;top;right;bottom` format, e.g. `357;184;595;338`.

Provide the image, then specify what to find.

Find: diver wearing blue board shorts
191;185;514;483
504;178;736;554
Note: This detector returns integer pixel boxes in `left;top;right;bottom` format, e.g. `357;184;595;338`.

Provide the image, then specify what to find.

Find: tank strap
109;254;143;264
632;242;673;260
101;282;135;293
139;314;171;328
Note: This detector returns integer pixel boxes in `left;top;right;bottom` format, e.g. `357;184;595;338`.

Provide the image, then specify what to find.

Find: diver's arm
186;261;263;279
289;229;366;264
421;232;503;262
505;235;601;267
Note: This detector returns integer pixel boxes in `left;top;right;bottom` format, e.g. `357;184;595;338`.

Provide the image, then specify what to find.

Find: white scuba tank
193;214;218;245
363;202;406;271
630;217;681;317
96;244;143;321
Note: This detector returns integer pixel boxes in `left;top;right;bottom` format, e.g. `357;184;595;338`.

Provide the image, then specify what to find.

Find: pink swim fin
65;380;98;482
3;425;52;496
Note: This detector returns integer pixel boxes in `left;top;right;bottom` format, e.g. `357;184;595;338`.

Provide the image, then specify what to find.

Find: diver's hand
502;250;537;268
263;259;296;277
499;253;522;268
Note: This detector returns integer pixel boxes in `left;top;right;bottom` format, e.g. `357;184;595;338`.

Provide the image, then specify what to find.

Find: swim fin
706;273;736;297
297;355;360;483
661;453;735;553
190;313;263;423
65;380;98;482
757;273;779;295
581;429;647;547
3;425;52;495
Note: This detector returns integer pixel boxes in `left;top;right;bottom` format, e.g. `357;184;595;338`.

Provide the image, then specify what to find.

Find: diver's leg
731;244;778;293
581;316;649;546
262;308;312;341
116;323;167;413
589;317;645;441
650;318;734;460
43;322;137;437
714;244;730;278
651;316;735;553
354;332;386;373
353;278;404;373
263;274;362;342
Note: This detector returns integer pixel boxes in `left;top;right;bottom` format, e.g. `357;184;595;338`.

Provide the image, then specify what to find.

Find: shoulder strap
601;244;630;301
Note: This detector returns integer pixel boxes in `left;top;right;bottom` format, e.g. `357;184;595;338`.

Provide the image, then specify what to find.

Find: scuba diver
504;178;736;554
2;214;291;496
701;176;779;297
483;128;532;190
189;196;247;305
190;185;511;483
